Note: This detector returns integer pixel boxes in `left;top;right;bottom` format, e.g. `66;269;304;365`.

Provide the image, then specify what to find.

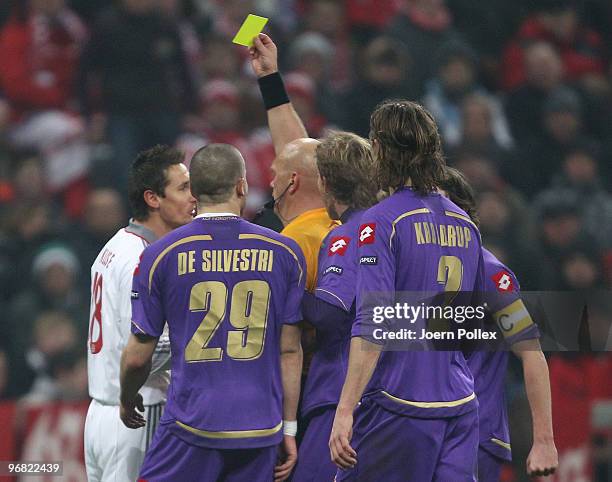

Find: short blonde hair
316;131;377;209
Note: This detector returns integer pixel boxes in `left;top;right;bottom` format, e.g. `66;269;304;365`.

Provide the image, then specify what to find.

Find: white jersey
87;221;170;405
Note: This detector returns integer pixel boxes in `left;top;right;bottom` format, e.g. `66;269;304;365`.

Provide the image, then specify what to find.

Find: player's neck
334;202;349;220
135;215;173;240
196;201;241;217
279;194;325;226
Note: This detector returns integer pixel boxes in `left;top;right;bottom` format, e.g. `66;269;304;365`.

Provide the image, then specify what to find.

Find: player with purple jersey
440;167;558;480
119;144;305;482
330;100;484;481
292;132;377;481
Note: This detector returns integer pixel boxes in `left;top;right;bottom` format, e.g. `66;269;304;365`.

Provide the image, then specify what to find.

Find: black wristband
258;72;290;110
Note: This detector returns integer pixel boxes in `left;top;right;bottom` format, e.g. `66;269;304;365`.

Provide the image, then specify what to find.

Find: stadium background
0;0;610;480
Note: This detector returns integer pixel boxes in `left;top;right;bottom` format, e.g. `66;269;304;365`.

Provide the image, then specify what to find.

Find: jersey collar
195;212;239;219
125;219;157;244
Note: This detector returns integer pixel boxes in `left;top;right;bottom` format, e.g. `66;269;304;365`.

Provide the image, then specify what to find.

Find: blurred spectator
0;0;86;117
5;200;65;296
449;94;514;165
69;188;126;275
48;350;88;401
423;41;512;150
204;0;255;38
501;0;607;92
10;149;46;202
537;143;612;249
158;0;202;85
0;0;90;207
533;191;600;289
505;41;565;143
452;153;538;285
386;0;464;96
301;0;352;89
200;33;242;81
288;32;341;125
79;0;197;192
342;36;416;137
511;87;596;198
446;0;529;61
21;311;79;403
284;72;329;138
560;250;602;291
7;242;86;397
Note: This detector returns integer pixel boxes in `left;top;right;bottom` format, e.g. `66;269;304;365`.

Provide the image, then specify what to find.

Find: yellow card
232;14;269;47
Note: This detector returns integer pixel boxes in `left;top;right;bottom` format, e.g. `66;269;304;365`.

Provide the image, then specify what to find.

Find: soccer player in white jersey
84;145;196;482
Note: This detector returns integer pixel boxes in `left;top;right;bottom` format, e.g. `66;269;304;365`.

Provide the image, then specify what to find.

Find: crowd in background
0;0;610;474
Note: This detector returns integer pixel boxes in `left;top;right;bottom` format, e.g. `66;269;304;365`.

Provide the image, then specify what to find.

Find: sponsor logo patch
491;270;514;292
358;223;376;246
359;256;378;265
323;265;343;276
328;236;350;256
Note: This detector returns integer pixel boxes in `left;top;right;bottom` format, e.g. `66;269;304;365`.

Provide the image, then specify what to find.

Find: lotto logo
328;236;350;256
492;270;514;292
359;223;376;246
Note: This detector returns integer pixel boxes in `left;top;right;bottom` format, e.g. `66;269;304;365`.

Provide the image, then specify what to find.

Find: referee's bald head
189;144;246;203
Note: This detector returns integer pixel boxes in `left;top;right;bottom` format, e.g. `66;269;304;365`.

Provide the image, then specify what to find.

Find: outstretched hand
249;33;278;78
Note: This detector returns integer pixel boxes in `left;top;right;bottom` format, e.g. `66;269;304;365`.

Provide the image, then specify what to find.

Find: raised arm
249;33;308;154
511;339;558;478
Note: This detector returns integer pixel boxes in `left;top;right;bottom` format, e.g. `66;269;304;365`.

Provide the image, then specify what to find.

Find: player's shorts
292;406;337;482
477;448;505;482
84;399;164;482
138;423;277;482
335;397;478;482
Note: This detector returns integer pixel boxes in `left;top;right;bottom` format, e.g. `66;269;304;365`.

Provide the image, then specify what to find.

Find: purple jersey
467;248;539;460
352;188;484;418
131;215;306;449
301;209;364;417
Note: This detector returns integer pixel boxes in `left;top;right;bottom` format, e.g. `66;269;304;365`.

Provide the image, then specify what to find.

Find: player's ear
143;189;161;210
318;174;327;195
236;177;248;198
289;173;298;193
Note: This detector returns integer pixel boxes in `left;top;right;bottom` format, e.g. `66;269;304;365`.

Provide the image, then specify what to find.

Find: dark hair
127;145;185;221
189;144;245;203
316;131;378;210
369;99;446;195
439;167;480;228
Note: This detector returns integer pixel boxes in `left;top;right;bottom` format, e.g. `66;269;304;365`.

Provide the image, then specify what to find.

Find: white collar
195;212;239;219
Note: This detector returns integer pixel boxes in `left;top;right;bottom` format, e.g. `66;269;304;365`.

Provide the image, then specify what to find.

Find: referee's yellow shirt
281;207;338;292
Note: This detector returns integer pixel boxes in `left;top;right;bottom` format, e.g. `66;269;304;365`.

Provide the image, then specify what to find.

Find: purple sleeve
282;241;307;325
130;247;165;337
352;213;395;341
302;291;350;330
315;234;356;312
484;266;540;344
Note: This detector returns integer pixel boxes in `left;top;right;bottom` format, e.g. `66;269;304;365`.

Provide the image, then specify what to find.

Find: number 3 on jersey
89;272;103;354
186;280;271;362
